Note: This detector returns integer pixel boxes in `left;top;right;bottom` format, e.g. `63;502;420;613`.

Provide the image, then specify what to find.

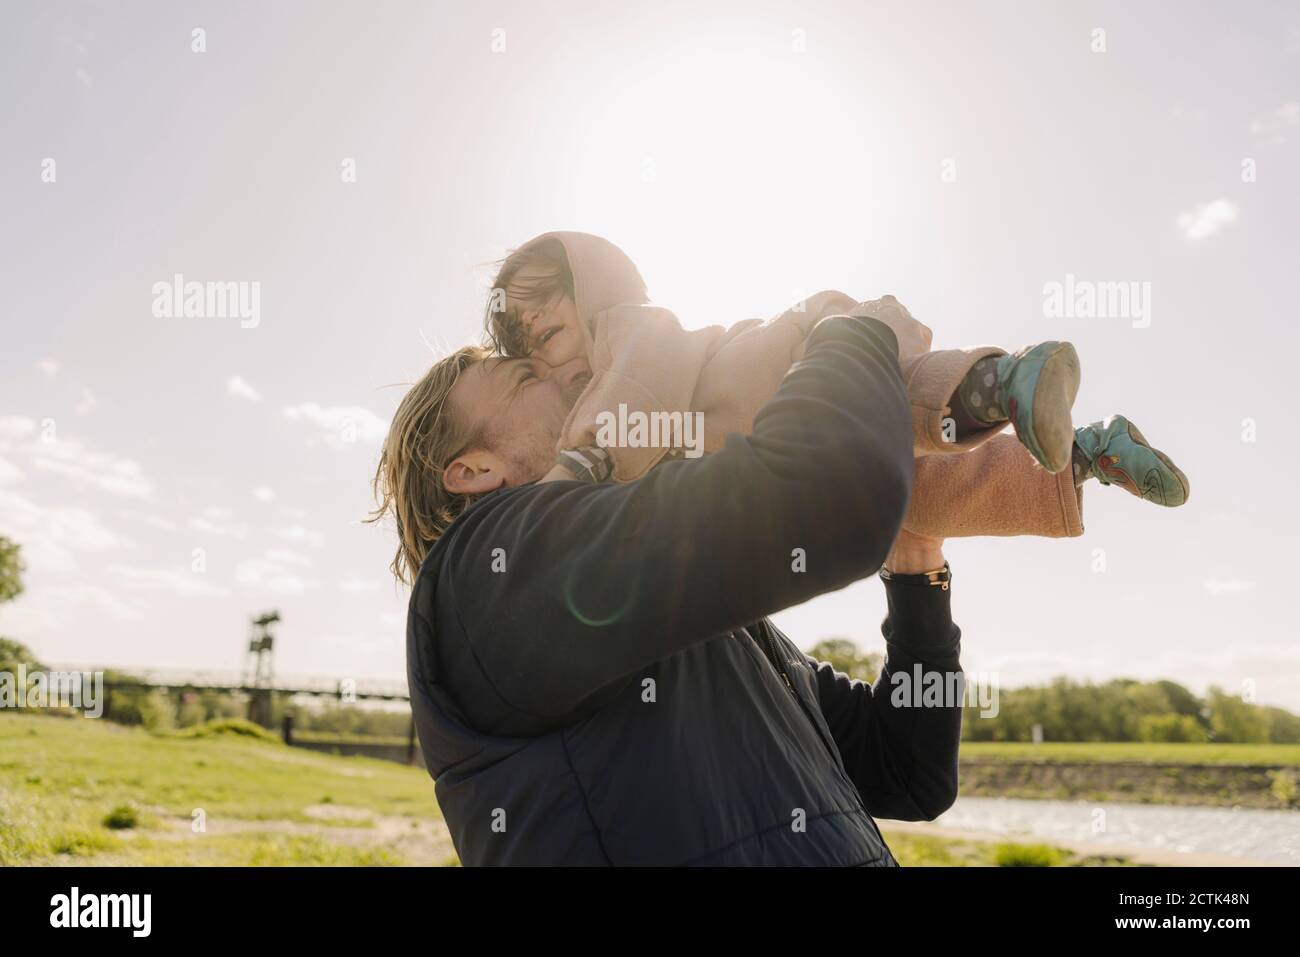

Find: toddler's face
506;272;586;369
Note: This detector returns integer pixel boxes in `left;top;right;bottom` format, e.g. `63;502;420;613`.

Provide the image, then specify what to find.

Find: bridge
43;665;410;702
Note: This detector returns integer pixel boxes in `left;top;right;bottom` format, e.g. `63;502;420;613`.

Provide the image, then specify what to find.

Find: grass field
877;830;1135;867
961;742;1300;765
0;712;1159;866
0;712;454;866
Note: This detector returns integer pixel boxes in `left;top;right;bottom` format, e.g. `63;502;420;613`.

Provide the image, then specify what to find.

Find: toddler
483;231;1188;542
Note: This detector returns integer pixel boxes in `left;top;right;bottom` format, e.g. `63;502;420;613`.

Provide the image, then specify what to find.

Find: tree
0;637;43;672
1138;713;1209;743
806;638;881;683
1206;686;1270;743
0;536;23;605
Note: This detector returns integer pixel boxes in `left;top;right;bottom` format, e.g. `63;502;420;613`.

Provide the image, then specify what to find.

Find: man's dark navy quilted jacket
406;314;964;865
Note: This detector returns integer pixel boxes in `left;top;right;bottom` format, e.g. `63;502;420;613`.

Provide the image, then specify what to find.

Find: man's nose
544;357;590;390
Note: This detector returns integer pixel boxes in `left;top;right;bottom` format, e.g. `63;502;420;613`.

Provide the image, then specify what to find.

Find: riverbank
958;742;1300;808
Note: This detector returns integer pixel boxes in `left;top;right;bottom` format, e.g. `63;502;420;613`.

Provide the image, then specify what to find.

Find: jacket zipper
755;627;894;861
757;629;839;761
761;630;800;702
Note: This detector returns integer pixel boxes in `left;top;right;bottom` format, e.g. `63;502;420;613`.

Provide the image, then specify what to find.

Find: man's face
443;354;590;494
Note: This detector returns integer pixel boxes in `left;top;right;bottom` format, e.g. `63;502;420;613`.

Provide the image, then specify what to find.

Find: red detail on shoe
1098;455;1139;496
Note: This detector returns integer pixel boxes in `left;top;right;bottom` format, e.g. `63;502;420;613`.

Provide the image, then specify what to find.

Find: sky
2;1;1298;710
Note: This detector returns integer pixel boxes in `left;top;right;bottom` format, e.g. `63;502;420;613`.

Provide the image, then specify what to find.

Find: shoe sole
1030;342;1081;473
1125;419;1190;506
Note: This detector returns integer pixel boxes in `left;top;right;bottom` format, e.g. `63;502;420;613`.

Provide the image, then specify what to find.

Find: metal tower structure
244;610;279;725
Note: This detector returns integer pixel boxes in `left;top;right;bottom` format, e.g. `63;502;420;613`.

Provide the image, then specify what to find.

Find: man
372;313;963;865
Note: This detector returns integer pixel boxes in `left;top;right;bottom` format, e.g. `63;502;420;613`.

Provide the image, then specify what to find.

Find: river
918;796;1300;865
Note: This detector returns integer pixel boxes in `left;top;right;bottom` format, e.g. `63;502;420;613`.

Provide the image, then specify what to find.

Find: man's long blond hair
373;241;573;585
369;343;492;585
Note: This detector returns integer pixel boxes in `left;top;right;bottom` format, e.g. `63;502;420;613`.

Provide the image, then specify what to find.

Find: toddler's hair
483;237;575;357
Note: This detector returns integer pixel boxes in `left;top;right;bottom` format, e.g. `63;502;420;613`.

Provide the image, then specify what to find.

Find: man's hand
538;463;572;484
883;527;945;574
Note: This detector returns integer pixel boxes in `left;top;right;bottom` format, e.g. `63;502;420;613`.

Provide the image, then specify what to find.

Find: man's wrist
880;573;961;671
882;548;945;574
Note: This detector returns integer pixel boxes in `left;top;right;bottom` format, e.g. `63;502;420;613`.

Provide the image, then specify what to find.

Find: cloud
0;457;23;485
13;584;142;634
320;631;401;658
1177;199;1238;240
111;564;230;598
119;511;177;532
28;437;154;498
0;488;129;572
227;375;262;401
75;387;97;415
283;403;388;447
341;577;382;593
2;421;154;498
235;550;319;594
3;584;142;638
0;416;37;441
252;486;275;503
74;67;93;90
1205;578;1254;596
188;506;248;540
36;359;60;376
277;524;324;548
1250;101;1300;142
265;548;311;567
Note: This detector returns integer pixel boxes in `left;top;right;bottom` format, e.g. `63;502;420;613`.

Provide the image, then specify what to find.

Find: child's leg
850;294;1080;469
899;346;1009;455
905;434;1085;539
901;342;1081;473
851;295;1013;455
904;414;1190;539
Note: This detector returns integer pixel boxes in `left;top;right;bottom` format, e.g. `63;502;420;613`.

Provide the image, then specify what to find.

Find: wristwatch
878;561;951;590
554;445;614;483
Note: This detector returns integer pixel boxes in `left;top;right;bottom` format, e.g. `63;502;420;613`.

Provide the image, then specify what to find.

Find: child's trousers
855;297;1085;540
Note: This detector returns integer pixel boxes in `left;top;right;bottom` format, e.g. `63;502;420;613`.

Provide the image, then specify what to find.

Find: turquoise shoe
1075;415;1190;507
996;341;1081;473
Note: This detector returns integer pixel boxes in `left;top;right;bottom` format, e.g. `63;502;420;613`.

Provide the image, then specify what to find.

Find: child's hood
512;230;650;325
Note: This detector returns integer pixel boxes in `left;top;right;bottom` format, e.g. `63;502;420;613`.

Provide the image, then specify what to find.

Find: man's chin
562;374;592;411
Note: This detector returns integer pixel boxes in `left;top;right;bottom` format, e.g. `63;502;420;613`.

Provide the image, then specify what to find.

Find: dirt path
54;805;459;867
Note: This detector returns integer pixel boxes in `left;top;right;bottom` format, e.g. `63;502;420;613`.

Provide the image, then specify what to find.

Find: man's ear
444;449;507;496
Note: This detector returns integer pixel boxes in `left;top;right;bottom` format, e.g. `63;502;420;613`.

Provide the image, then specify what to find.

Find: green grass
291;730;410;746
171;717;280;742
992;842;1066;867
108;833;409;866
5;713;1204;867
880;830;1136;867
961;742;1300;765
103;803;140;830
0;712;448;866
